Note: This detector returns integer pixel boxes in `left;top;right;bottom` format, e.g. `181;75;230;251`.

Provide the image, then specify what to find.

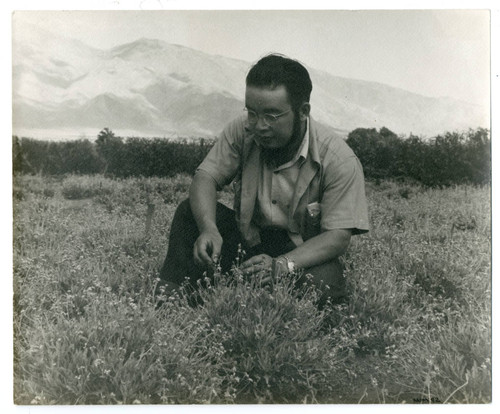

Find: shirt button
272;200;277;204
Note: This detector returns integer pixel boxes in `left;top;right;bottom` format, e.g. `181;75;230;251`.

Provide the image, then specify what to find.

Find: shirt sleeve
196;117;245;189
320;155;370;235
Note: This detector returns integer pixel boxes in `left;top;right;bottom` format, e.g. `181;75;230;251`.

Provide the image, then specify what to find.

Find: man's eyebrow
244;104;284;113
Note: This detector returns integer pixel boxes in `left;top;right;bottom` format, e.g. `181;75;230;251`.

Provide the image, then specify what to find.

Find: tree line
346;127;490;186
13;128;214;178
13;126;490;187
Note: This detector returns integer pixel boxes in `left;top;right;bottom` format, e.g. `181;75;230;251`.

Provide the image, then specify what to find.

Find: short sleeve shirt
255;119;310;229
197;115;369;245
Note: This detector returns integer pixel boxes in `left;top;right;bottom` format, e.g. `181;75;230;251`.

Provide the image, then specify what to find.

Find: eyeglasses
244;108;292;126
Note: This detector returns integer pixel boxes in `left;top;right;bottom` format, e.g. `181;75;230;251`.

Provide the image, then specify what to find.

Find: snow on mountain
12;26;489;140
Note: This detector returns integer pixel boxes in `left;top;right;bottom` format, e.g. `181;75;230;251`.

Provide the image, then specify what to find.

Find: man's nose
255;116;269;131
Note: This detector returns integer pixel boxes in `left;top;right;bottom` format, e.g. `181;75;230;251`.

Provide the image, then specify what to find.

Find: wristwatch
282;256;296;273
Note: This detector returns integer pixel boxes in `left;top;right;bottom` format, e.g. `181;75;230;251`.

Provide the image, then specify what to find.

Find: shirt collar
250;117;310;169
298;117;310;161
280;117;309;169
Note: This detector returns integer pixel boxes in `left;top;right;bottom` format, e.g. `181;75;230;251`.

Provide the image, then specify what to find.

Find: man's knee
302;259;347;305
174;198;234;228
174;198;193;220
305;259;343;285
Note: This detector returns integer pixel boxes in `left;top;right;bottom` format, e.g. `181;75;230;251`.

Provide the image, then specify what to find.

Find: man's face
244;85;298;149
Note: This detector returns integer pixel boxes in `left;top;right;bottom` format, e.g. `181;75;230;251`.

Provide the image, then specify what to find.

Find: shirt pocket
303;201;321;241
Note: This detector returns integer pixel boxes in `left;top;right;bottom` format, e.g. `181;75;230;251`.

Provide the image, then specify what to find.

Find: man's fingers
193;247;206;266
242;263;271;278
194;233;223;268
211;242;222;264
240;258;256;269
244;264;259;274
194;241;213;267
260;275;272;285
241;254;266;269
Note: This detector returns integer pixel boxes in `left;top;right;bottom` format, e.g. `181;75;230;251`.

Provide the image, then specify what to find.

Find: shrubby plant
192;257;348;403
346;127;490;186
13;126;490;186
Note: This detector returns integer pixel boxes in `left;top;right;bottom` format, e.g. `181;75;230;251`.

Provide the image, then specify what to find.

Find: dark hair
246;54;312;110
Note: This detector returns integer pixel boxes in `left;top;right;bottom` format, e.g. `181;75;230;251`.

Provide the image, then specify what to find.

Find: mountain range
12;24;489;140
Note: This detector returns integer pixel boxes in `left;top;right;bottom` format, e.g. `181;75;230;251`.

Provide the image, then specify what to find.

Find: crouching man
159;54;369;306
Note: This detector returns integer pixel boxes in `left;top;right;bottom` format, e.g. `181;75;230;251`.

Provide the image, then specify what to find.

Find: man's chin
256;136;276;148
261;146;286;167
260;143;281;149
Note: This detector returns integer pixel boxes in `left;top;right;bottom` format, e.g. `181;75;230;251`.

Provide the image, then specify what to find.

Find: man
160;54;369;305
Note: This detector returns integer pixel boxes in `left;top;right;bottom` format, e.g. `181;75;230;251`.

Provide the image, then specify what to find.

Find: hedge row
13;136;215;178
346;127;490;186
13;127;490;187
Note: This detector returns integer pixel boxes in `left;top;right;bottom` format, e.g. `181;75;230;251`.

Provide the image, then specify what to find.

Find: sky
12;8;491;106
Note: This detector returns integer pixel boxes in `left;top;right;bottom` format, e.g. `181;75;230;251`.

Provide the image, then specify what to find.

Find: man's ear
299;102;311;121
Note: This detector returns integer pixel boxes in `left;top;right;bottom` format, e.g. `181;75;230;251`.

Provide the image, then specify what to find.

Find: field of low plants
13;173;491;404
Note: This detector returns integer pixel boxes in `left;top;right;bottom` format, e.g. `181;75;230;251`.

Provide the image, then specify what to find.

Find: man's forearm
189;171;219;233
280;229;352;269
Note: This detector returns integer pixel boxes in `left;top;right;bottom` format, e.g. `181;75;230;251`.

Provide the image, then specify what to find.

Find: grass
12;174;491;404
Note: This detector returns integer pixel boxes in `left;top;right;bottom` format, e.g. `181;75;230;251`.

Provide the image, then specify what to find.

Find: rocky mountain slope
12;24;489;139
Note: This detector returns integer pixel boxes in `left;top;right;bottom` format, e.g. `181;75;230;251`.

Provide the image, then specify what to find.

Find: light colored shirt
197;115;369;247
255;119;309;229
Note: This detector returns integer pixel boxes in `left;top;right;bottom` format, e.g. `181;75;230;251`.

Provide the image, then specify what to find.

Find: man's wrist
199;221;219;234
276;255;296;273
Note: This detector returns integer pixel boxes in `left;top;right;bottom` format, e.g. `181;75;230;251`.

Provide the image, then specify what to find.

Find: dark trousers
160;199;347;304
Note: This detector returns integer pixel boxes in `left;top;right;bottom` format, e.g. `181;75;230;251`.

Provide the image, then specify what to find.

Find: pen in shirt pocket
306;202;321;218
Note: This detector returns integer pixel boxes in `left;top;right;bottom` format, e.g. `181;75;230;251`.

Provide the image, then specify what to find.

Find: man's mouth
256;136;275;147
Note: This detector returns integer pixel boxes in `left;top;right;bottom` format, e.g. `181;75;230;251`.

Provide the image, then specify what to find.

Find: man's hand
193;229;222;267
240;254;288;285
241;254;273;276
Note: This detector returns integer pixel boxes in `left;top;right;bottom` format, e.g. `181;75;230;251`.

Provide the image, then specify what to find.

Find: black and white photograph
6;1;495;410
